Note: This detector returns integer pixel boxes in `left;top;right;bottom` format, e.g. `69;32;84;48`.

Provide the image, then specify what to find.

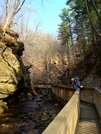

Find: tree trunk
66;42;71;86
90;0;101;21
3;0;25;33
85;0;101;38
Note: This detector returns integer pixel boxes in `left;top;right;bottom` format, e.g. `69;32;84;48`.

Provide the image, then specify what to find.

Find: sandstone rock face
0;26;28;113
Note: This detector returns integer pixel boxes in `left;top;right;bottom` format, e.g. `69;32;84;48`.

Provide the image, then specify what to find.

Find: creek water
0;89;62;134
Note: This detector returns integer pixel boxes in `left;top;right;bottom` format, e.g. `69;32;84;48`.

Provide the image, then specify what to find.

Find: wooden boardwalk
76;103;101;134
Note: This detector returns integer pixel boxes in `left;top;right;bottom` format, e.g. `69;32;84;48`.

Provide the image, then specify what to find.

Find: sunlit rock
0;100;8;114
0;25;30;113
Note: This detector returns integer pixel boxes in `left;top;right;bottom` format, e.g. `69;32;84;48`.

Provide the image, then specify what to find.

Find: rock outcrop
0;25;30;113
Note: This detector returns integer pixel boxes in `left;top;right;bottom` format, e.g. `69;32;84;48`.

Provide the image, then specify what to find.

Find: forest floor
81;73;101;90
71;51;101;91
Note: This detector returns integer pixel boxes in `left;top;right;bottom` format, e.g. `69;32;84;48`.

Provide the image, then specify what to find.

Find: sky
28;0;68;36
0;0;68;37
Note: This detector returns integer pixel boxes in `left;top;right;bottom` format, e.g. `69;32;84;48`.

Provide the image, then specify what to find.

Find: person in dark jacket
71;77;80;88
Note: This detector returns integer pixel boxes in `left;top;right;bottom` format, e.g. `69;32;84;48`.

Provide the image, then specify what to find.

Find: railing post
94;87;101;118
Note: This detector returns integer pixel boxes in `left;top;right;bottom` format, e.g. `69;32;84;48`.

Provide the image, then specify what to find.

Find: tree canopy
58;0;101;59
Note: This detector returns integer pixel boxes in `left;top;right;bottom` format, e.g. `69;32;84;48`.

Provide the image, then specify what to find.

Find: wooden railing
35;84;101;134
80;87;101;118
34;83;51;89
42;88;80;134
52;85;76;104
94;87;101;118
80;87;94;104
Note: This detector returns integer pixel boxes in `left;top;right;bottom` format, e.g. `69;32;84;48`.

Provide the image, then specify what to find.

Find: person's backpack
74;79;78;86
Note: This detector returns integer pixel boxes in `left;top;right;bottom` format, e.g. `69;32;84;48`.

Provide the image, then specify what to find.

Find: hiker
71;77;80;88
71;78;75;87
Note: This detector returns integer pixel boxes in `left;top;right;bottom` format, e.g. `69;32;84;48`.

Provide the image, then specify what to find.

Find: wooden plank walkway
76;103;101;134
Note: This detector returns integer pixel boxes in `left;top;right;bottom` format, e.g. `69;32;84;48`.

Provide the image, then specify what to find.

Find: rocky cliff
0;25;30;113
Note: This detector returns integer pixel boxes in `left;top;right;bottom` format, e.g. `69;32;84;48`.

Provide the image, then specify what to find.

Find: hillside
71;51;101;90
81;74;101;89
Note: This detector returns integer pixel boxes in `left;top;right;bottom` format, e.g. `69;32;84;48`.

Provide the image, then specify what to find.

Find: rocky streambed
0;89;62;134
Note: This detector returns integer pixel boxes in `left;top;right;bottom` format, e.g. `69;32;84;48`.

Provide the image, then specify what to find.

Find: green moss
0;83;17;93
0;24;19;38
2;36;15;45
5;28;19;38
18;95;26;102
0;60;18;84
18;42;24;48
0;100;8;114
0;107;4;114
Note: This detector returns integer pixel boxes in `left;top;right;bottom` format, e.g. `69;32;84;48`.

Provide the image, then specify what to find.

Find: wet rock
35;96;43;102
42;90;48;95
41;116;49;121
20;122;29;127
0;89;62;133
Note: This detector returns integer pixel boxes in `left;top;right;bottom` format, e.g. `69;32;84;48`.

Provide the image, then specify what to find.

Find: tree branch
85;0;101;38
90;0;101;21
15;0;25;14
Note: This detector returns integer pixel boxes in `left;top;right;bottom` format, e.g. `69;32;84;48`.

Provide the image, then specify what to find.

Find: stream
0;88;62;134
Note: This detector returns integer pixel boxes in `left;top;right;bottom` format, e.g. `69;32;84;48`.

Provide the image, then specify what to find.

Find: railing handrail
42;88;80;134
94;87;101;118
95;87;101;94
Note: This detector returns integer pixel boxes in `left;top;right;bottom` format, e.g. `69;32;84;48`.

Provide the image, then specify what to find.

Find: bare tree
33;20;42;32
3;0;25;33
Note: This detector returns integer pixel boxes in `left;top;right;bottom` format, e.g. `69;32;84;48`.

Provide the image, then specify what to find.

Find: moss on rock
5;27;19;38
0;83;17;93
0;25;32;113
0;100;8;114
